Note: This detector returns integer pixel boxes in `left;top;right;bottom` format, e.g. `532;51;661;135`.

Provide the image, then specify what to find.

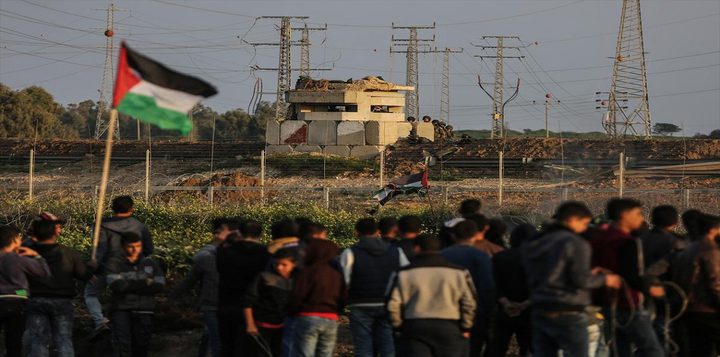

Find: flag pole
90;109;118;261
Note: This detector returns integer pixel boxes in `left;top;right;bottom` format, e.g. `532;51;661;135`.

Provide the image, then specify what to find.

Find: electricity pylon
605;0;651;138
440;47;463;124
94;3;120;140
292;24;327;78
390;23;436;120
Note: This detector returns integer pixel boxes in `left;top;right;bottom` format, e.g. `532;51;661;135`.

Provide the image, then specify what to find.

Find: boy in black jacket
244;249;297;357
106;232;165;357
26;218;93;357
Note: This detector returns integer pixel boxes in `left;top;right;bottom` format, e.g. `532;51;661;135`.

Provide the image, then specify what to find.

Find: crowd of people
1;195;718;357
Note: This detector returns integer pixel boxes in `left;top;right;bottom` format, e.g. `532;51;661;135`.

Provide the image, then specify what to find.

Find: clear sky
1;0;718;134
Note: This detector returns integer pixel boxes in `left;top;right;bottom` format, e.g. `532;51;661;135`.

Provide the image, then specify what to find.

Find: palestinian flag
373;171;429;206
113;42;217;135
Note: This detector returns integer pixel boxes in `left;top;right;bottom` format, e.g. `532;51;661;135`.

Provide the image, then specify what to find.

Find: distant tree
652;122;682;136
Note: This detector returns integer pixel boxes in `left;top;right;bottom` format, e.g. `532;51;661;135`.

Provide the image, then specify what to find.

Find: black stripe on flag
124;42;217;97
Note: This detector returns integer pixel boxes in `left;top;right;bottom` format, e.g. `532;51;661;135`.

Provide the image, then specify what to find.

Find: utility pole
94;3;121;140
474;36;523;139
390;23;436;120
247;16;330;121
605;0;651;138
292;24;327;78
440;47;463;124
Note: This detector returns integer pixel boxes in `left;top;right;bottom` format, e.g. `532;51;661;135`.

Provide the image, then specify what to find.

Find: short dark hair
212;217;240;232
697;214;720;238
459;199;482;217
452;220;478;241
32;220;56;242
606;198;642;221
682;209;703;238
0;225;21;249
398;215;422;234
413;234;442;252
486;219;508;247
241;220;264;240
111;195;134;214
651;205;679;228
510;223;537;248
304;223;327;237
273;247;298;262
271;218;297;239
554;201;593;222
465;214;489;231
355;218;378;236
120;232;142;246
378;217;398;236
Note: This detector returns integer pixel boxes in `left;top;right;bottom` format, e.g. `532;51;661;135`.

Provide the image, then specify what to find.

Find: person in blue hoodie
340;218;409;357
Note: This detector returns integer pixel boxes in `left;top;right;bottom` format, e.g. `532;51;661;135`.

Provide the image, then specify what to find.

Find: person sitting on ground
466;214;504;257
86;195;154;334
387;234;477;357
522;201;621;357
171;218;237;357
289;238;345;357
0;225;50;357
216;220;272;357
441;219;495;357
244;249;298;357
393;215;423;259
106;232;165;357
340;218;409;357
671;213;720;357
25;218;93;357
486;223;536;357
378;217;399;243
485;218;508;249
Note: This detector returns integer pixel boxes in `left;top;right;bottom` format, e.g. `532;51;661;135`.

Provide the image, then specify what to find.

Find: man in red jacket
590;198;664;357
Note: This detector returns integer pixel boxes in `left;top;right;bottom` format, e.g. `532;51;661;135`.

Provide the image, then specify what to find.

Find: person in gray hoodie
0;225;50;357
85;195;154;334
340;218;409;357
522;202;621;357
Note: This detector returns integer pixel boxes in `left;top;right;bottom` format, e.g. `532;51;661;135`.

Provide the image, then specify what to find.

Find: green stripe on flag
117;92;193;135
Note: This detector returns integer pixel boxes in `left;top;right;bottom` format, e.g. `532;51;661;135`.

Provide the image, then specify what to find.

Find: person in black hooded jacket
216;221;272;357
340;218;409;357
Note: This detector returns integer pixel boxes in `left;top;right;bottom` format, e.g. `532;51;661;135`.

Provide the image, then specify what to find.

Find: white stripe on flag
129;80;203;114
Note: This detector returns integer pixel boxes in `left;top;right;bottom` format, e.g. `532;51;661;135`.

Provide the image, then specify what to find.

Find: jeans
291;316;338;357
25;297;75;357
398;319;468;357
532;310;589;357
110;310;154;357
199;310;221;357
349;306;395;357
84;274;107;326
0;298;26;357
281;316;296;357
612;310;663;357
218;306;250;357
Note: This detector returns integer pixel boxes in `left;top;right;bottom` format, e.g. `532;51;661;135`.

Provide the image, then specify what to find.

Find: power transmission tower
292;24;327;78
605;0;651;138
440;48;463;124
247;16;331;121
94;3;120;140
390;23;436;120
474;36;524;138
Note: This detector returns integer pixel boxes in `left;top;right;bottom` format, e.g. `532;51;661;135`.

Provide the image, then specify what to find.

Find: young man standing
393;215;422;259
671;214;720;357
378;217;399;243
642;205;685;277
25;218;93;357
523;201;621;357
591;198;665;357
386;234;477;357
171;218;237;357
440;219;495;357
105;232;165;357
86;195;154;334
466;214;504;257
340;218;409;357
0;225;50;357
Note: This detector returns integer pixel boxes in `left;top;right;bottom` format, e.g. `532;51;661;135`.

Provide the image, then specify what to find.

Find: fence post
379;150;384;187
28;149;35;200
208;186;214;205
562;187;569;201
618;152;625;198
683;188;690;210
144;149;150;202
260;150;266;202
498;151;504;206
323;187;330;210
443;186;449;205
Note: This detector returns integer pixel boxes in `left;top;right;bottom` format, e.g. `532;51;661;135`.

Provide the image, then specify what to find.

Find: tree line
0;83;272;141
